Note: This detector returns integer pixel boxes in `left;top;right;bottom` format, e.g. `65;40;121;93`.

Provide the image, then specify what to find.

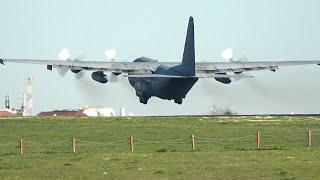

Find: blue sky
1;0;320;115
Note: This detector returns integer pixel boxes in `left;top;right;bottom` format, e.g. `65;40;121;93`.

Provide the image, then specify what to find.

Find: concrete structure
120;107;126;116
23;76;33;116
128;112;135;116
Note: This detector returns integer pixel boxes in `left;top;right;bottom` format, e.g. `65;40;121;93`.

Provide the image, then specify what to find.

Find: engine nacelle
215;77;232;84
214;73;231;84
91;71;108;83
112;72;121;76
71;69;82;73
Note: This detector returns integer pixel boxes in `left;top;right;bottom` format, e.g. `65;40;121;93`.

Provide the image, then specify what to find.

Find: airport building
83;107;115;117
38;107;116;117
1;75;127;117
38;110;85;117
0;109;19;117
0;95;23;117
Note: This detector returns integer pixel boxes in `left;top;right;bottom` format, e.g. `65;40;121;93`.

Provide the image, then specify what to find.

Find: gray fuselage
128;58;198;104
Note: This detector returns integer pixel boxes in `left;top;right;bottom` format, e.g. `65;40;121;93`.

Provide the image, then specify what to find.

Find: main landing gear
174;98;183;104
139;95;150;104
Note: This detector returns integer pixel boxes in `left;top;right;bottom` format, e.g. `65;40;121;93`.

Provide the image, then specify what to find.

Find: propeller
75;69;86;79
221;48;233;62
238;54;248;62
58;48;71;60
56;48;71;76
220;48;254;81
73;51;87;79
104;48;121;82
221;48;249;62
57;48;86;79
104;48;117;61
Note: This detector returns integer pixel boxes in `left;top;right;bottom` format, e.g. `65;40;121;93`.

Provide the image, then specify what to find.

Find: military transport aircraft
1;16;320;104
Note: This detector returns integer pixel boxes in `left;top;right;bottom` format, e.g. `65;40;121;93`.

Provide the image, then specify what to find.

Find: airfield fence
0;130;319;154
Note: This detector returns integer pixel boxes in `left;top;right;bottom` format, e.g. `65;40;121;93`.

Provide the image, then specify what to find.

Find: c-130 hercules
1;16;320;104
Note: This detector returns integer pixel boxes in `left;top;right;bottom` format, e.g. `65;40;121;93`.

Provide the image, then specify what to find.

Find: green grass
0;116;320;179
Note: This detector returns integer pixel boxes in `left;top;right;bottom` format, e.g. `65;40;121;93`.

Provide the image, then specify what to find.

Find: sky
0;0;320;115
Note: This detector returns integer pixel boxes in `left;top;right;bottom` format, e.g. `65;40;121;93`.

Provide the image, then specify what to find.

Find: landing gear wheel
139;96;149;104
174;98;183;104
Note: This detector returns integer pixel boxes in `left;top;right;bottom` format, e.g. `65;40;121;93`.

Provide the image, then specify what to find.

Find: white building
120;107;126;116
82;107;115;117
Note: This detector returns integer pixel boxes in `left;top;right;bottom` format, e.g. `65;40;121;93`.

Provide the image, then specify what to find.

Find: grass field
0;116;320;179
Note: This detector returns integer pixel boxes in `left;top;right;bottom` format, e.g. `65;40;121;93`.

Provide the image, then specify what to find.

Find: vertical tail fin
180;16;195;76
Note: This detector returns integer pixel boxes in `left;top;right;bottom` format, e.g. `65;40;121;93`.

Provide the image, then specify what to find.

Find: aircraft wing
125;73;254;78
1;58;320;76
0;58;162;74
195;60;320;74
